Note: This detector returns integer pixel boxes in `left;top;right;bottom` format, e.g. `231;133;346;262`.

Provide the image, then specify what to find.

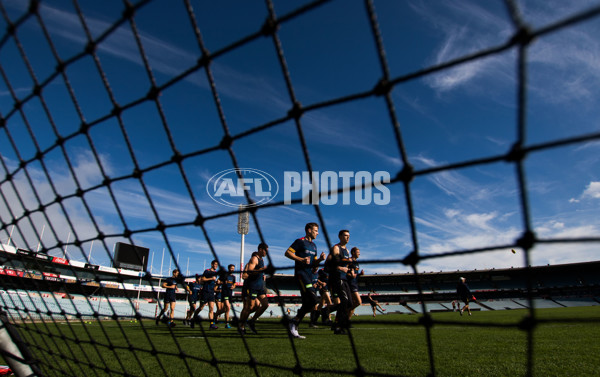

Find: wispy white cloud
407;0;513;93
569;181;600;203
407;0;600;106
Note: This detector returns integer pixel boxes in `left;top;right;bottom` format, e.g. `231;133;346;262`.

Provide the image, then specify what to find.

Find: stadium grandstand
2;242;598;323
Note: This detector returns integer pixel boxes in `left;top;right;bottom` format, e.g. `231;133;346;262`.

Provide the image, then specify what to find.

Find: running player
309;266;325;327
214;264;236;329
239;243;269;334
200;260;220;329
284;223;326;339
184;274;202;326
326;229;353;334
316;267;333;325
348;247;364;317
156;269;182;327
238;252;256;332
213;277;223;323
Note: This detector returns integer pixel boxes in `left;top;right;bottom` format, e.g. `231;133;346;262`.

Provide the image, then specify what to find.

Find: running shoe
247;321;258;334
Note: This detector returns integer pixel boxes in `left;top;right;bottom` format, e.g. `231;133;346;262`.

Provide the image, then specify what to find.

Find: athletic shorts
331;279;351;303
201;290;215;304
164;292;176;304
220;290;232;302
348;280;359;293
247;287;266;298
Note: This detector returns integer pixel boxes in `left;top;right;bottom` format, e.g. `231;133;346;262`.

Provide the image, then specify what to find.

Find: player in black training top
156;269;185;327
284;223;325;339
456;277;474;316
326;229;354;334
316;267;333;325
239;243;269;334
200;260;220;329
214;264;236;329
348;247;364;317
184;274;202;326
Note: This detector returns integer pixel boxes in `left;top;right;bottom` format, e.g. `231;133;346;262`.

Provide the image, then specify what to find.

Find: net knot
373;78;392;96
516;230;536;250
85;41;97;54
112;105;123;116
33;84;42;96
396;163;414;183
506;142;526;162
146;86;161;100
288;101;303;120
171;151;183;164
510;26;534;46
401;251;419;266
198;53;211;67
219;135;233;149
122;3;135;19
28;0;39;13
79;122;90;134
261;16;279;36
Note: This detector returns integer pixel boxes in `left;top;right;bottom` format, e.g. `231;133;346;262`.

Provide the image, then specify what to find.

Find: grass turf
10;306;600;376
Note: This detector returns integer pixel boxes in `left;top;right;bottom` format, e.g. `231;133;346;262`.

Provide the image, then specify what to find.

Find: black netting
1;0;599;376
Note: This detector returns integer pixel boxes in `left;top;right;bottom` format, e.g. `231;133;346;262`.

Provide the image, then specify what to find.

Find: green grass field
10;306;600;376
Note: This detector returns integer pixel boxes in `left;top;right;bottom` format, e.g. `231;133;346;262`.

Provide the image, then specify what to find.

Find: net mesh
1;0;600;376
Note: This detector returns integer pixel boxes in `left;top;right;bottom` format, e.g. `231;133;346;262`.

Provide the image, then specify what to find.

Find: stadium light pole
36;224;45;252
87;239;94;264
6;225;14;247
237;205;249;282
64;232;71;259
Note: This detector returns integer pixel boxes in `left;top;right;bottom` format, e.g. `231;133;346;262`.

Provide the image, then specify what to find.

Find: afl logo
206;168;279;208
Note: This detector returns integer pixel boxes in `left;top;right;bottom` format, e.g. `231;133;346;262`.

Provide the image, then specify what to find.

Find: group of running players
285;223;384;338
155;222;385;337
155;261;237;329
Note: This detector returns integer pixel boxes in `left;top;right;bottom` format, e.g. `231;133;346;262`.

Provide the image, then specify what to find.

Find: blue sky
1;0;599;277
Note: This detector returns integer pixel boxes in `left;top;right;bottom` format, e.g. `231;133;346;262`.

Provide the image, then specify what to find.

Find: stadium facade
2;243;598;310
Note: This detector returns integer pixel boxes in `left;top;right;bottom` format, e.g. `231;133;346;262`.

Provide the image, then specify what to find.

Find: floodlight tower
237;205;249;281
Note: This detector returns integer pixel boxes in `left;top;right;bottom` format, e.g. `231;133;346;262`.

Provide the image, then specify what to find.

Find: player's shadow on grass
150;321;292;339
